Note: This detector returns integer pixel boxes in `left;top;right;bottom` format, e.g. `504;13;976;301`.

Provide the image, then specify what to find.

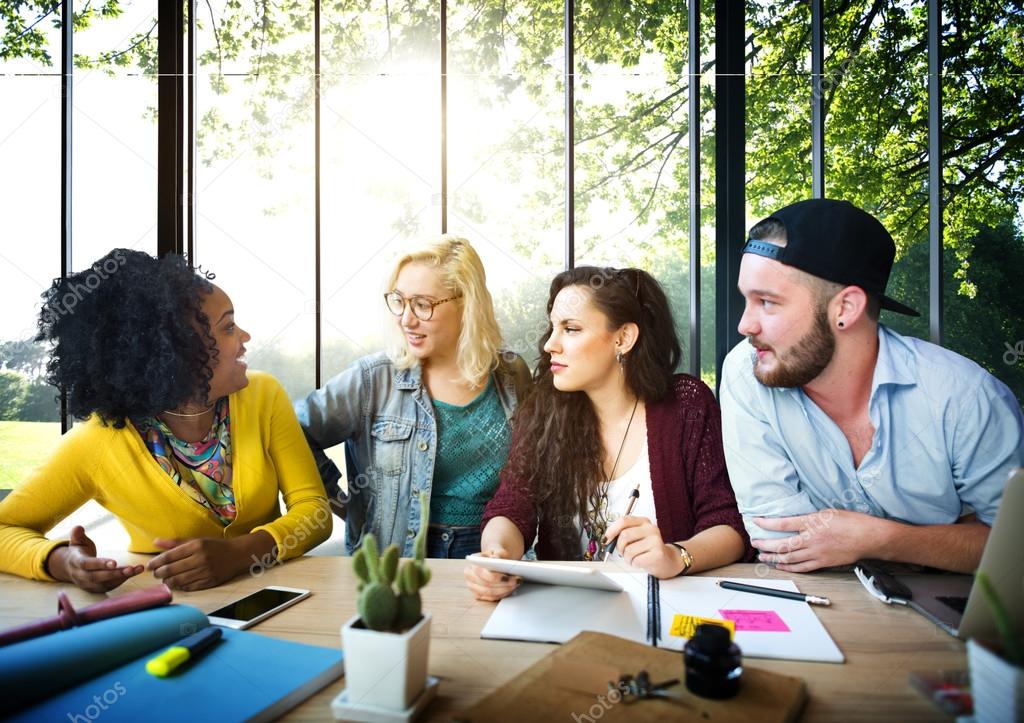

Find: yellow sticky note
669;614;735;640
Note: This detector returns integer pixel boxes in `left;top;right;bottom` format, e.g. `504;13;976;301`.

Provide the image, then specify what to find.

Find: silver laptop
856;468;1024;639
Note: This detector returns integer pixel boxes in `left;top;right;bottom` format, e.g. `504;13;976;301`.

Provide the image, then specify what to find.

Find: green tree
0;370;27;420
0;340;48;380
3;0;1021;397
18;381;60;422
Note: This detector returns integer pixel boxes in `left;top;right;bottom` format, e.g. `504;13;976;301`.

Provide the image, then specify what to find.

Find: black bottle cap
693;624;731;653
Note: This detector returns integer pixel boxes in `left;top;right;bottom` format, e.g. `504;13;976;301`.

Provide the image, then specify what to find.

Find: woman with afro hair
0;249;330;592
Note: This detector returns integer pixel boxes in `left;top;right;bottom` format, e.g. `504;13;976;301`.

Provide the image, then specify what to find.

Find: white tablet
465;554;625;592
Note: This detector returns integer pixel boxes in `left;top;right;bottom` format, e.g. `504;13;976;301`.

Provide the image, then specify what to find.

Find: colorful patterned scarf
137;398;235;525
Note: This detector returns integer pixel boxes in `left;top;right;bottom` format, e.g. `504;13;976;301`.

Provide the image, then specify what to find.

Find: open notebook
481;572;844;663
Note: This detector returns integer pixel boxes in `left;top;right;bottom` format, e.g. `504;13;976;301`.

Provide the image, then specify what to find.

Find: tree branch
899;127;1024;176
10;3;58;44
620;129;686;228
578;127;681;196
205;0;224;79
93;19;157;64
253;0;269;79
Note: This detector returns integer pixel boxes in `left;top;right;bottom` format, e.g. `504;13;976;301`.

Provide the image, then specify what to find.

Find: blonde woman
296;236;531;558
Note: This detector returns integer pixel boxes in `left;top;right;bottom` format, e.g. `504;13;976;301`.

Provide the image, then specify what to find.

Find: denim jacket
294;351;532;555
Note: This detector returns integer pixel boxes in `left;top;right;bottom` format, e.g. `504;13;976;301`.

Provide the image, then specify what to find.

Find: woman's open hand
46;525;144;593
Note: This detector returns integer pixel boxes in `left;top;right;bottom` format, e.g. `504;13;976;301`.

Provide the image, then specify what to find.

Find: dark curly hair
36;249;217;428
506;266;682;558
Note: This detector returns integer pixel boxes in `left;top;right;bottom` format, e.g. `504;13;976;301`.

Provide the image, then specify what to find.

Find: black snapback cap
742;198;920;317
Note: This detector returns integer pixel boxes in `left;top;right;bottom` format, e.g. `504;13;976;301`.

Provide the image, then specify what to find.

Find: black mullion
187;0;196;263
928;0;943;344
315;0;323;388
60;0;73;433
714;0;745;391
688;0;701;376
811;0;824;198
157;0;185;256
440;0;448;234
564;0;574;270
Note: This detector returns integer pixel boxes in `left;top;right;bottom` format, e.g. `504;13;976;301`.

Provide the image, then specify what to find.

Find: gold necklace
161;402;215;418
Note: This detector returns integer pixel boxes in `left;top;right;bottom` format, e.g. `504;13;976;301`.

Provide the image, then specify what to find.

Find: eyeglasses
383;290;461;321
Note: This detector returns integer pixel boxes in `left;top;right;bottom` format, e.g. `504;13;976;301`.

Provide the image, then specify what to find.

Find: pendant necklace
584;397;640;560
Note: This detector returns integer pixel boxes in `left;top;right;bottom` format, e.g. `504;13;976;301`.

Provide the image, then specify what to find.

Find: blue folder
2;604;345;722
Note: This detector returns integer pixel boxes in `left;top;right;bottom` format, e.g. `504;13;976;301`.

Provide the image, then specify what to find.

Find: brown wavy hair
506;267;682;558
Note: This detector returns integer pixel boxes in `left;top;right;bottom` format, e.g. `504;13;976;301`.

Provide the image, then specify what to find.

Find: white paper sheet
480;572;844;663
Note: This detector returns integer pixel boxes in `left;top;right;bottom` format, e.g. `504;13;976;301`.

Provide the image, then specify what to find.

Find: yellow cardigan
0;371;331;581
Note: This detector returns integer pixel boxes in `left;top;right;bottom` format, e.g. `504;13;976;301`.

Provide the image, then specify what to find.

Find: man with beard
719;199;1023;573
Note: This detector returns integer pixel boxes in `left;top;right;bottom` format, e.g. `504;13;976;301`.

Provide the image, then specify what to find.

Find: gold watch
668;542;694;575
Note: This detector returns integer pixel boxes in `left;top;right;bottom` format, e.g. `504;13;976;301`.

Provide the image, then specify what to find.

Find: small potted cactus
340;494;433;711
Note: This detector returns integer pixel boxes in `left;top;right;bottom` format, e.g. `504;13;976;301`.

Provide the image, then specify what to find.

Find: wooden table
0;556;966;721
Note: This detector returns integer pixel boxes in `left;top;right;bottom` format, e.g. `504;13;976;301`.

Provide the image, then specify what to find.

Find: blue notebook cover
4;605;344;723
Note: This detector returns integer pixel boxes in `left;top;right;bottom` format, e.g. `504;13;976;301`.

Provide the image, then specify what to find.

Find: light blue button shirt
720;325;1024;540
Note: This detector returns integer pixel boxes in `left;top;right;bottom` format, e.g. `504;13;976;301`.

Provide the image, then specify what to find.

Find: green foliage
351;493;431;633
17;381;60;422
0;371;27;421
2;0;1021;402
0;340;63;421
0;340;47;380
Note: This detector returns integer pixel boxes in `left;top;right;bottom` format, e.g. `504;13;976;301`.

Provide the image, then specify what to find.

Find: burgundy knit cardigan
481;374;755;562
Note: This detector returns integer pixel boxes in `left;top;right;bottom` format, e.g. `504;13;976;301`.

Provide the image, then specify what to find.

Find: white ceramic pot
968;638;1024;723
340;612;432;711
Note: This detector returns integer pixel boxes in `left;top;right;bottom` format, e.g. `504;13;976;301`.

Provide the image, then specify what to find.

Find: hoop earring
837;320;845;329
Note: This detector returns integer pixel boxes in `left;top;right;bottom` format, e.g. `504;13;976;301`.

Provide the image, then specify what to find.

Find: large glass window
194;0;317;401
3;2;1020;456
938;1;1024;401
71;0;158;268
447;0;563;363
822;1;929;340
318;2;441;382
1;3;63;488
573;2;692;373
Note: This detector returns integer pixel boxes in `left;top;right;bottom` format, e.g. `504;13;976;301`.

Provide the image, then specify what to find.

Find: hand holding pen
603;483;641;561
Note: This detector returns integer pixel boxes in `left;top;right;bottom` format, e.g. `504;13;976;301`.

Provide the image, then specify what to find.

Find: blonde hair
384;235;504;388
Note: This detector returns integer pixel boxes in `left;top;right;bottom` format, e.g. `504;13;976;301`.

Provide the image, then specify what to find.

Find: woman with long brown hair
465;267;751;600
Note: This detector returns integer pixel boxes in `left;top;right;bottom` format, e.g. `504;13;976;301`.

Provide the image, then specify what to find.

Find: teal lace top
430;377;511;526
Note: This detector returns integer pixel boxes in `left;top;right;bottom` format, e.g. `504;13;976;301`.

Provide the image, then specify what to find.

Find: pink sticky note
718;609;790;632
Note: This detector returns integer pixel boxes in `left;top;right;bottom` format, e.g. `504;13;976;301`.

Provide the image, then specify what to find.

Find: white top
579;439;656;561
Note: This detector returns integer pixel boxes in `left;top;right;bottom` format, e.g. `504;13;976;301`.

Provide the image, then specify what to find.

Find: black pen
603;483;640;561
718;580;831;606
649;576;661;647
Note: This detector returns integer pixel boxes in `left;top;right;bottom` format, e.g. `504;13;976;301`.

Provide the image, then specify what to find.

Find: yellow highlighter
146;626;222;677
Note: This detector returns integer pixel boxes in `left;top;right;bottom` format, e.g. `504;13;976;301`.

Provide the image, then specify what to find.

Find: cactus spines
353;493;432;633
